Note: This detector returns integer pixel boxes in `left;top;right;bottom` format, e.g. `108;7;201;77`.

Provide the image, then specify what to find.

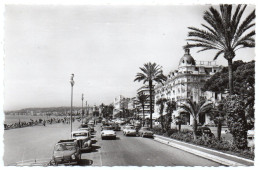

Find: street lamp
70;74;75;138
86;101;88;117
81;93;84;124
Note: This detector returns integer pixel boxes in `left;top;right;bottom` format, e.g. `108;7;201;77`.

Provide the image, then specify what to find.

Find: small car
138;127;154;138
123;125;137;136
195;127;214;138
52;139;81;165
72;130;92;151
101;126;116;140
87;123;95;132
112;123;121;131
247;129;254;151
78;124;92;132
221;129;230;134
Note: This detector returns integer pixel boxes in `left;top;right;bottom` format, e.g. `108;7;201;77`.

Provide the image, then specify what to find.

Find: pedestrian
43;120;46;126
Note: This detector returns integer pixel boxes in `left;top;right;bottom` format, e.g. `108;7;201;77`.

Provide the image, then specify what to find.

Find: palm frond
234;9;255;43
213;50;224;60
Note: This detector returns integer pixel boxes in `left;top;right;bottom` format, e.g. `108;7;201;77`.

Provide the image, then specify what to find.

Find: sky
3;4;255;110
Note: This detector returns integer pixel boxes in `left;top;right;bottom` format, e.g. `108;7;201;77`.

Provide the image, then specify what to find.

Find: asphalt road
82;124;222;166
4;121;222;166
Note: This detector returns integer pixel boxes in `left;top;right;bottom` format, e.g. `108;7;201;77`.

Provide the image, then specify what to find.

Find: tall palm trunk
142;105;145;127
178;123;181;132
228;59;233;95
149;80;153;129
160;114;164;130
217;121;222;140
193;118;198;140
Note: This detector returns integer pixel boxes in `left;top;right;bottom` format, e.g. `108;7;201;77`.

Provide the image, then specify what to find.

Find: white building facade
154;48;223;125
136;86;154;118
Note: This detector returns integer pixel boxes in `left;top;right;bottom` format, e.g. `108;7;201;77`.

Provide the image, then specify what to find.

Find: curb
154;136;245;166
156;135;254;164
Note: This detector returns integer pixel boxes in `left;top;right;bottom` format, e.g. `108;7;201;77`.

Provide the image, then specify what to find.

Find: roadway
82;123;221;166
4;121;222;166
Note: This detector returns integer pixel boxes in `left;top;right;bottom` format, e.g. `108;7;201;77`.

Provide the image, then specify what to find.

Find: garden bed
152;127;254;160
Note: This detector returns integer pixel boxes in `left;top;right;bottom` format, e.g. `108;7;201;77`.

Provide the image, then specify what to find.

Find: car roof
72;130;89;134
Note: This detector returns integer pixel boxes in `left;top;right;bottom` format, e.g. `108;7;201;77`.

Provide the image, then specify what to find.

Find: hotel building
154;47;223;125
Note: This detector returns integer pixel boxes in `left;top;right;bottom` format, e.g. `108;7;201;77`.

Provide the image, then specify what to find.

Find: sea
4;115;68;124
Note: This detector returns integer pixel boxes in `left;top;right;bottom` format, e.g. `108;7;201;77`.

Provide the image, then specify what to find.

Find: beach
4;120;81;165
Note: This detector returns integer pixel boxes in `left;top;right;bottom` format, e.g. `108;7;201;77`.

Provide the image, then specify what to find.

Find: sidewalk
154;134;254;166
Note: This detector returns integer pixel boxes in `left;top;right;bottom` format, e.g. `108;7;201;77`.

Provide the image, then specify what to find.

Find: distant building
113;95;137;118
154;47;223;125
136;86;154;118
113;95;126;117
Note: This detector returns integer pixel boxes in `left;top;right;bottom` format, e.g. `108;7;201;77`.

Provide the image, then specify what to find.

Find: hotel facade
154;48;223;125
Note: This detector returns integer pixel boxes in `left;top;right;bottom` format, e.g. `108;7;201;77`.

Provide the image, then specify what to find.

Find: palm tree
208;101;226;140
180;99;213;139
134;62;167;129
165;100;177;131
136;93;148;127
175;115;184;132
185;5;255;95
156;98;168;131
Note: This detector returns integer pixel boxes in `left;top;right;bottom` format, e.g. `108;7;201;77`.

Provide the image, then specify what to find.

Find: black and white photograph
0;0;257;167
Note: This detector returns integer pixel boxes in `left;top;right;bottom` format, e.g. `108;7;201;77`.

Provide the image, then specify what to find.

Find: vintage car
138;127;154;138
101;126;116;140
78;124;92;132
87;122;95;132
247;129;255;151
52;139;81;165
112;123;121;131
71;130;92;151
123;125;137;136
195;127;215;138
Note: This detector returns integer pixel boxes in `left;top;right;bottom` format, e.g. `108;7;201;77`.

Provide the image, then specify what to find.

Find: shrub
168;130;254;159
152;126;164;135
224;95;248;149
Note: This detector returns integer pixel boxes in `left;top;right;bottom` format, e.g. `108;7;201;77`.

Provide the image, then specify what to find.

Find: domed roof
179;48;196;66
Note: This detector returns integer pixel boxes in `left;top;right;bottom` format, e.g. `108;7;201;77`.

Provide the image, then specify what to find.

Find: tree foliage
224;95;248;149
134;62;167;129
136;93;148;126
156;98;168;131
203;60;255;128
185;4;255;94
180;99;213;139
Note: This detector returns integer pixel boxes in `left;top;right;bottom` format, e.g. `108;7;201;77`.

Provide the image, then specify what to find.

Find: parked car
195;127;214;138
112;123;121;131
71;130;92;151
101;126;117;140
87;123;95;132
247;129;255;151
52;139;81;165
221;129;230;134
138;127;154;138
78;124;92;132
123;125;137;136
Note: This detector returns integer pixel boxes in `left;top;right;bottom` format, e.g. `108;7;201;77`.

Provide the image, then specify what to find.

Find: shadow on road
90;145;101;152
78;159;93;166
91;139;97;144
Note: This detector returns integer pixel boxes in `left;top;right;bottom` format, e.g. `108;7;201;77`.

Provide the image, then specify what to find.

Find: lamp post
70;74;75;138
86;101;88;116
81;94;84;124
